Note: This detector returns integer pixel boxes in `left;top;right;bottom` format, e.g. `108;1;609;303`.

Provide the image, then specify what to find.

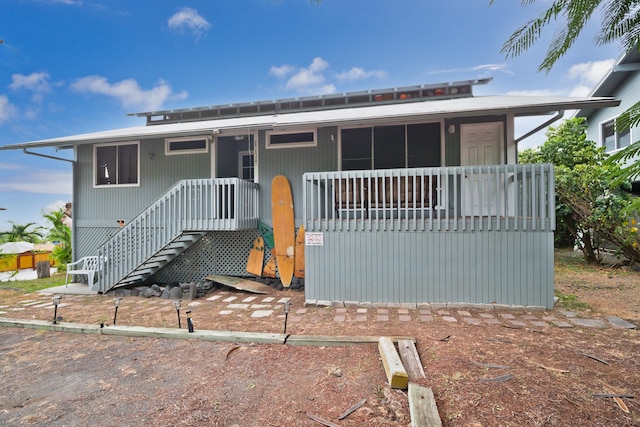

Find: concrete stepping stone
242;296;257;303
479;313;495;319
222;296;237;303
262;297;275;303
296;308;307;314
219;310;233;315
606;316;636;329
463;317;482;325
336;308;347;314
399;315;412;322
457;310;471;317
419;309;432;315
507;320;527;327
207;295;222;301
251;310;273;318
0;311;6;315
398;309;410;314
251;304;271;310
498;313;515;319
570;318;606;328
377;309;389;314
559;310;577;318
484;318;502;325
442;316;458;323
530;321;548;328
227;304;250;309
552;320;573;328
420;315;434;322
356;308;368;314
333;315;346;322
277;297;290;303
377;315;389;322
356;315;367;322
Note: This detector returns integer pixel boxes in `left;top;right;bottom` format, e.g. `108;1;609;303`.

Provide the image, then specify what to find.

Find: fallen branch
307;412;342;427
580;352;610;365
338;397;367;420
471;360;510;369
426;334;451;342
605;386;631;413
478;374;514;383
592;394;634;399
531;361;569;373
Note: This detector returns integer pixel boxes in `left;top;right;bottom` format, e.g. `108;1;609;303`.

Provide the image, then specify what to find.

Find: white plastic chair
65;256;101;287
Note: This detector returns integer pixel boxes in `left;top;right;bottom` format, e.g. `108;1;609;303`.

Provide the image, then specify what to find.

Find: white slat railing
303;164;555;232
96;178;259;291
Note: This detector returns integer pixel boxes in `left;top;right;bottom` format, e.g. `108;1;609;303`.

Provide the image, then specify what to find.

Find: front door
460;122;503;216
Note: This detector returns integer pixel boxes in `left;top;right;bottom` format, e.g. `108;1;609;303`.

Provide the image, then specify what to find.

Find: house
0;79;618;309
576;46;640;162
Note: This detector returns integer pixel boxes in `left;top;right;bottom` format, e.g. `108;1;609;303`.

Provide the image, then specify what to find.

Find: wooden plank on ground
378;336;408;389
408;383;442;427
206;275;272;294
398;339;426;381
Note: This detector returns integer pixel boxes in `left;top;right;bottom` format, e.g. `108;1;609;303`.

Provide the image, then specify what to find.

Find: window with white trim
266;130;316;149
95;142;139;187
602;119;631;152
165;136;210;155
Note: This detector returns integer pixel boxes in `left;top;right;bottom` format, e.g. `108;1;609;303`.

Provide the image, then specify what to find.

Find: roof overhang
0;95;619;150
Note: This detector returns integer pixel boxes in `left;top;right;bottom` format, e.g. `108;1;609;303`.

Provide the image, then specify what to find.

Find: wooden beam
398;339;426;381
378;336;408;389
408;383;442;427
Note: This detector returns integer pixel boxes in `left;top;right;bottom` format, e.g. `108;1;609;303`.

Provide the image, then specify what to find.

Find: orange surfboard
263;249;278;278
246;236;264;276
294;225;305;279
271;175;295;287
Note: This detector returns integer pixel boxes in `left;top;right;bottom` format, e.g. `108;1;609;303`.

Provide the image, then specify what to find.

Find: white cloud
429;63;513;76
269;64;295;78
168;7;211;40
505;89;563;97
566;59;615;89
270;57;387;95
0;169;72;195
0;95;18;123
336;67;387;82
10;72;51;93
70;76;188;111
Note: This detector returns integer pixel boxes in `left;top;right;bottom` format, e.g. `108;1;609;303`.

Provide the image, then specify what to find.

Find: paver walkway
1;289;636;332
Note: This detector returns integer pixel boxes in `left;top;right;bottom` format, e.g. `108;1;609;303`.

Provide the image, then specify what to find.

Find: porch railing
96;178;259;290
303;164;555;232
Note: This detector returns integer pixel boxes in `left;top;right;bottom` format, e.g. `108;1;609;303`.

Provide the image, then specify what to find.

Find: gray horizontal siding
305;230;554;308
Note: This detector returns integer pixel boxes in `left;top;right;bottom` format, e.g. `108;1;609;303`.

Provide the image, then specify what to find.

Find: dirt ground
0;249;639;426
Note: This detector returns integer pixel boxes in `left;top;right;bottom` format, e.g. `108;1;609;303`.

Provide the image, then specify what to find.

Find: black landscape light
52;295;62;324
186;309;194;333
113;297;122;325
173;299;182;329
282;301;292;334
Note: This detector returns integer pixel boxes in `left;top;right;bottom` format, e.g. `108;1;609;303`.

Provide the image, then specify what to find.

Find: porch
303;164;556;232
301;164;556;309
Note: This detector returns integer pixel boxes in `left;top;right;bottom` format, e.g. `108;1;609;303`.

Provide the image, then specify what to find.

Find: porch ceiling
0;95;619;150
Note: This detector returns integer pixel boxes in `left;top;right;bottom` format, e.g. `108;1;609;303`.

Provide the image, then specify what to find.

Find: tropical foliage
43;209;72;269
521;118;640;263
0;221;44;243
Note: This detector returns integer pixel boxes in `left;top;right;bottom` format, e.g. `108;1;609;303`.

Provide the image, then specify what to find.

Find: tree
497;0;640;146
43;209;72;269
522;118;640;263
0;221;44;243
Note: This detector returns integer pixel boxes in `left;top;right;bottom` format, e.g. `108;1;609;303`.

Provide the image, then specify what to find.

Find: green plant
554;290;592;311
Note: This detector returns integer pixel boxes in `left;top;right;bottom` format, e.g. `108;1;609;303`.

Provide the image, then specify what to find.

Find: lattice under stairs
105;231;208;289
92;178;260;293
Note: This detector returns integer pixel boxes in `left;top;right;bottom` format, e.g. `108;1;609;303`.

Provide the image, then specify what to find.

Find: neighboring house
576;47;640;167
0;79;618;309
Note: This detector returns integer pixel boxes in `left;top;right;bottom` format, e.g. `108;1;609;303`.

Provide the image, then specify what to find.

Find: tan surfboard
263;249;277;278
271;175;295;287
206;275;272;294
294;225;305;279
246;236;264;277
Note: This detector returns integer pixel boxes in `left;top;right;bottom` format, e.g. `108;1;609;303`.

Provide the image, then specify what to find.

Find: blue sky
0;0;622;231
